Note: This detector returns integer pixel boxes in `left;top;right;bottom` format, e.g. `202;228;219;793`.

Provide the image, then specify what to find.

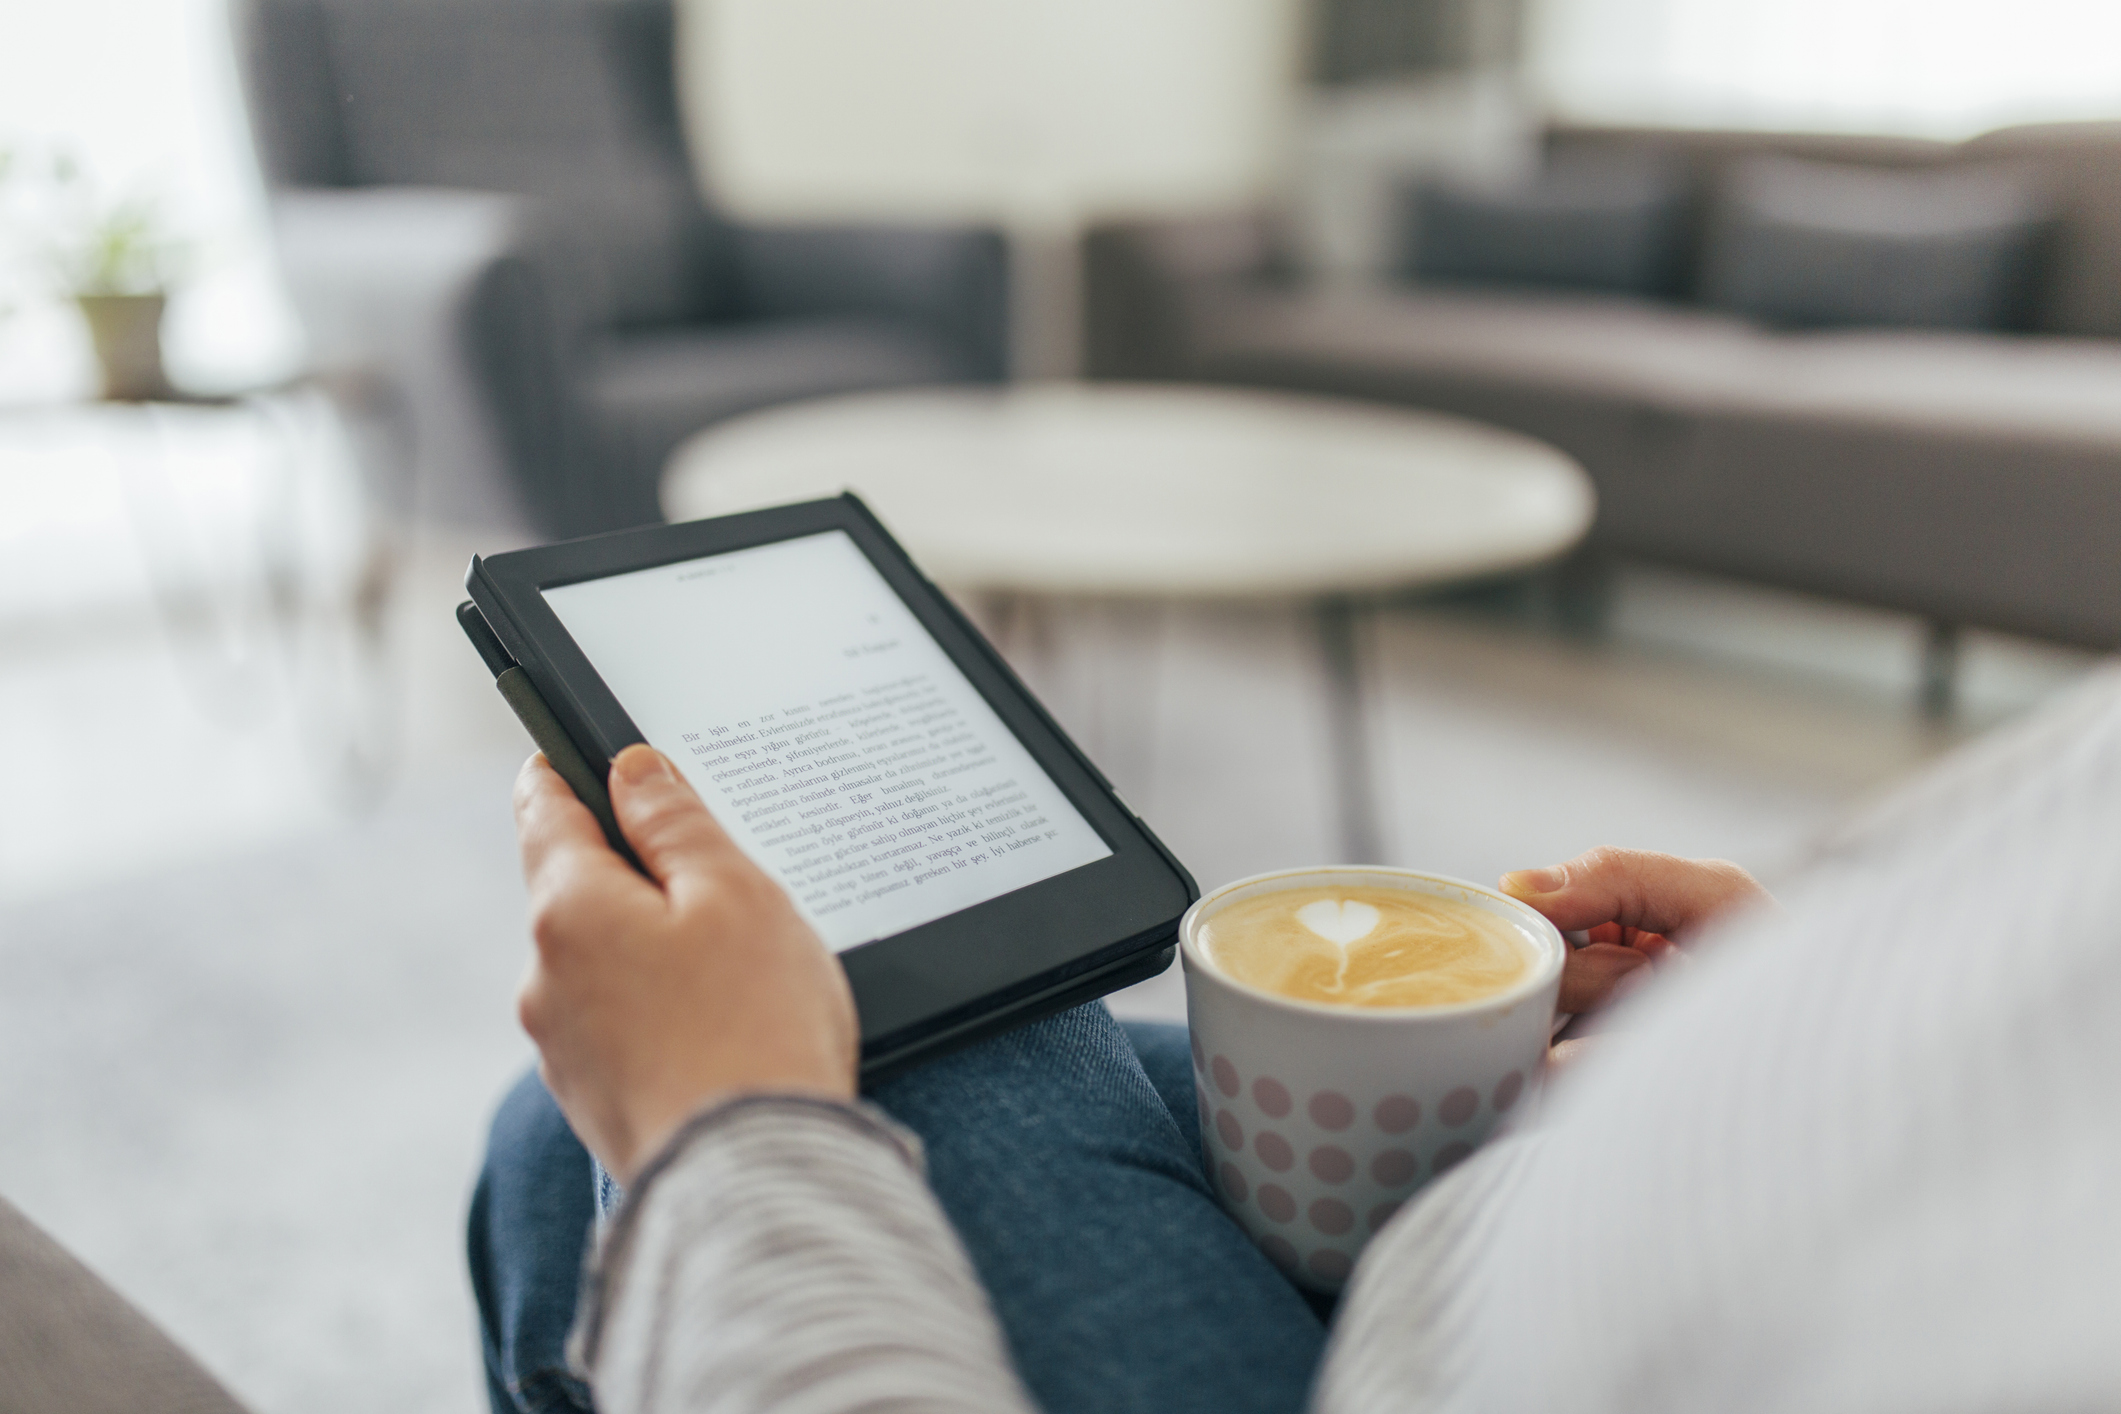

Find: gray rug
0;750;534;1414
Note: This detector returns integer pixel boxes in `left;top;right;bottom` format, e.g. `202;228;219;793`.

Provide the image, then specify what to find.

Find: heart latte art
1199;885;1535;1008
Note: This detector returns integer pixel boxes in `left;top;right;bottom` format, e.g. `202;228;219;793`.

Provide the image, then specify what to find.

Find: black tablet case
458;502;1194;1081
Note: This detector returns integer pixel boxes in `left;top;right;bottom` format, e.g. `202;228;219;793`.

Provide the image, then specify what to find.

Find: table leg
1317;595;1383;865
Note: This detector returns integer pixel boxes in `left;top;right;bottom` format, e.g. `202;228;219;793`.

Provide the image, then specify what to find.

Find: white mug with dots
1180;866;1566;1292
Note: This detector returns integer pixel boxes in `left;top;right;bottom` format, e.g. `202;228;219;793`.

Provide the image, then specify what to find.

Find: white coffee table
662;383;1594;860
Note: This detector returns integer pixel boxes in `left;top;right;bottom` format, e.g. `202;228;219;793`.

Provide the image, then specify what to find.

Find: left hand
513;744;859;1184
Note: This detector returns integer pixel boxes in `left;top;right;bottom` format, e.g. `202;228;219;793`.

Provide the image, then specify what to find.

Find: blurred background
2;1;2117;1410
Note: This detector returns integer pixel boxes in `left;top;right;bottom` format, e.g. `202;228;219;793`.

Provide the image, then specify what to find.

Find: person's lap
468;1003;1328;1414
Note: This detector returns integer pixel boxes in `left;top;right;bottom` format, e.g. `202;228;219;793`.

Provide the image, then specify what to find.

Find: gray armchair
237;0;1009;538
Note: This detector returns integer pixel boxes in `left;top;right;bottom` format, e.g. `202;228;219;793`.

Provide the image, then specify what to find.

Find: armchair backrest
237;0;726;326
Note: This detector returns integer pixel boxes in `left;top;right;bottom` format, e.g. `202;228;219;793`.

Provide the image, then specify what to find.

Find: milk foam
1198;885;1535;1008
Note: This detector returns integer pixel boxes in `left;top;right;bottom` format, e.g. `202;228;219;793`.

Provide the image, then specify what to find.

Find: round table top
661;383;1595;598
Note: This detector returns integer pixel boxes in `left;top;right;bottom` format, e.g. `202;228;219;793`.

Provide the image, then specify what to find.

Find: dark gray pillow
1702;156;2051;331
1405;153;1686;296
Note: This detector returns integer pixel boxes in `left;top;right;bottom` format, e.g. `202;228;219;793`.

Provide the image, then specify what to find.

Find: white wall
678;0;1302;227
1530;0;2121;138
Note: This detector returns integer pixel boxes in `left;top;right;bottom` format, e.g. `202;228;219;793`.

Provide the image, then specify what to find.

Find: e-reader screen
542;530;1113;951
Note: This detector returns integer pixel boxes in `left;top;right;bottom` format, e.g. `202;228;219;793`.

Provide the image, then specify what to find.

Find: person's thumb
608;744;740;896
1499;846;1765;936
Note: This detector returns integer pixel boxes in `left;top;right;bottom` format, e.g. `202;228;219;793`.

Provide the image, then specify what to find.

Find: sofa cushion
1186;283;2121;451
1406;153;1686;296
575;318;965;532
1701;156;2052;331
1692;328;2121;447
1188;284;1764;408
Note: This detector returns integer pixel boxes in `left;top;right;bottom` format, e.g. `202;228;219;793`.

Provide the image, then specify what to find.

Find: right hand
1501;847;1770;1017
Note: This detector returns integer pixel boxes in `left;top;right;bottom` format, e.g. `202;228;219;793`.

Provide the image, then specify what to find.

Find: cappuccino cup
1181;867;1565;1292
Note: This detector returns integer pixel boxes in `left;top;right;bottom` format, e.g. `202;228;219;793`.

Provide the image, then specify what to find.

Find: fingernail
1501;866;1566;896
614;744;673;784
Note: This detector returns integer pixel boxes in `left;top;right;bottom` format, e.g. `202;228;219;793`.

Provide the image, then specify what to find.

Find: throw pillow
1404;152;1687;297
1701;156;2052;331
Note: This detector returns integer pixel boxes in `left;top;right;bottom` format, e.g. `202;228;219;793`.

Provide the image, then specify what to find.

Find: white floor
0;416;2102;1412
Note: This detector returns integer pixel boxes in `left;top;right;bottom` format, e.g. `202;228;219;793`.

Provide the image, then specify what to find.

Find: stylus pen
457;600;645;872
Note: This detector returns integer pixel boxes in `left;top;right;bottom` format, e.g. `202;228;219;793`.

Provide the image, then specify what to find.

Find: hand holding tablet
463;495;1196;1079
513;743;859;1181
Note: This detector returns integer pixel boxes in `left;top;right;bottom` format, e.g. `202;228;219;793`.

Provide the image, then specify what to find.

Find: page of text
543;531;1112;950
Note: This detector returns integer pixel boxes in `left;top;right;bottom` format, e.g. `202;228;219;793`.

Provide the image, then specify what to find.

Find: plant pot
77;292;174;402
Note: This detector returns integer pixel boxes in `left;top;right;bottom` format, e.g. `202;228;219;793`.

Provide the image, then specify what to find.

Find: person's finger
516;753;641;898
1501;847;1764;936
1629;929;1676;963
1558;942;1651;1013
516;753;659;964
607;745;748;901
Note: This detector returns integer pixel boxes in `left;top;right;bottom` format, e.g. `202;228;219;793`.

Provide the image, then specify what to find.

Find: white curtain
1528;0;2121;138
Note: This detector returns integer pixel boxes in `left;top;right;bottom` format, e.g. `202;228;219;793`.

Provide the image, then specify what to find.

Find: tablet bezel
467;495;1196;1062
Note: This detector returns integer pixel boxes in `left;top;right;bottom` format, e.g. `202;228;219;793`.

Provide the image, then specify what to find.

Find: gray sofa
1086;122;2121;650
0;1193;249;1414
238;0;1008;539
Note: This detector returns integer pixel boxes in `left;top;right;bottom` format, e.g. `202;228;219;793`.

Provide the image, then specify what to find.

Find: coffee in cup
1181;868;1565;1292
1195;885;1537;1009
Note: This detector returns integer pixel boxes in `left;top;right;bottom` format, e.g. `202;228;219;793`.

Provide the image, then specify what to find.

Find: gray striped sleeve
571;1096;1038;1414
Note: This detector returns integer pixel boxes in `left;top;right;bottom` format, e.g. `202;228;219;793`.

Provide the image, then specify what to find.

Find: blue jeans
468;1004;1329;1414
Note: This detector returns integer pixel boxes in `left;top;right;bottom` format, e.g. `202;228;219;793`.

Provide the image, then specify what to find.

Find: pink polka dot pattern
1307;1090;1355;1131
1431;1139;1473;1174
1308;1197;1354;1236
1306;1248;1353;1283
1370;1149;1419;1186
1219;1162;1249;1203
1255;1131;1295;1172
1260;1235;1299;1272
1257;1184;1297;1223
1212;1056;1240;1097
1215;1109;1244;1151
1308;1145;1354;1183
1493;1070;1525;1112
1373;1095;1421;1133
1439;1086;1480;1127
1252;1076;1292;1117
1368;1200;1404;1233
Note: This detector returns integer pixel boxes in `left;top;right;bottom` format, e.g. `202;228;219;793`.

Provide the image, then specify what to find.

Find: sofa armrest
727;223;1010;382
0;1193;251;1414
1082;212;1278;381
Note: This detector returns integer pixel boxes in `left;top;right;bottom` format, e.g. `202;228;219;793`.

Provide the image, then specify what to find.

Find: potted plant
2;145;185;402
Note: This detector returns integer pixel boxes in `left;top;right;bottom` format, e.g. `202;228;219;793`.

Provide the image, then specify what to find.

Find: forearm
572;1096;1036;1414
